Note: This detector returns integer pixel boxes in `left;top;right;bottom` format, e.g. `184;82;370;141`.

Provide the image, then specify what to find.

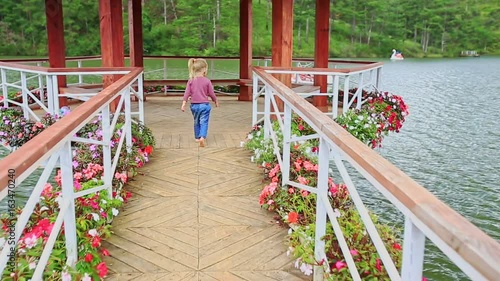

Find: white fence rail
0;63;144;124
0;63;144;279
252;64;382;125
252;66;500;281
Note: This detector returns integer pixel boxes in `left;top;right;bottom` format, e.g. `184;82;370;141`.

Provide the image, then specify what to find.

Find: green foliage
245;122;404;279
0;0;498;57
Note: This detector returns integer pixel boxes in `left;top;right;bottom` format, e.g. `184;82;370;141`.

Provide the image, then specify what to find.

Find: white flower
256;131;261;136
294;258;301;269
91;213;100;221
112;208;119;216
288;228;293;235
62;271;72;281
333;208;341;218
358;115;364;120
247;134;253;140
250;156;254;162
29;261;37;270
300;263;313;276
101;199;107;205
117;196;124;202
40;206;49;212
82;273;92;281
239;141;245;147
88;229;98;237
55;195;63;205
24;235;38;249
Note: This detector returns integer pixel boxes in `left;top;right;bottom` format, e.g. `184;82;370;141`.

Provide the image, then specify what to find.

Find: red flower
288;212;299;224
144;145;153;154
375;258;382;272
85;253;93;262
91;236;101;248
101;248;110;256
393;243;402;250
96;262;108;278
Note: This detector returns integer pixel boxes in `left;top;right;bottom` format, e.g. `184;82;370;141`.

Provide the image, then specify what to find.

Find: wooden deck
103;96;310;281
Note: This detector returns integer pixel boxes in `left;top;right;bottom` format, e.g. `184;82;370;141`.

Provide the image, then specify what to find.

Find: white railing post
46;75;55;115
356;73;364;110
376;67;382;89
124;88;132;154
252;73;259;125
37;66;45;105
20;72;29;119
281;103;291;185
60;141;78;266
51;75;60;114
343;75;350;114
1;68;7;107
137;73;145;124
263;85;272;140
401;216;426;281
314;137;330;280
332;75;340;119
102;105;113;198
77;60;83;84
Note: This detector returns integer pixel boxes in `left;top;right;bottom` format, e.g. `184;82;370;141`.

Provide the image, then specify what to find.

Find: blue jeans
190;103;211;139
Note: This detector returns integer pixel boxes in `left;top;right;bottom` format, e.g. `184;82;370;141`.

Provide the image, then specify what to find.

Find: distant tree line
0;0;498;58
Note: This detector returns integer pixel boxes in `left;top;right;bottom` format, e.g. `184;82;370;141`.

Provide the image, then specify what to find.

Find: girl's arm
181;81;192;111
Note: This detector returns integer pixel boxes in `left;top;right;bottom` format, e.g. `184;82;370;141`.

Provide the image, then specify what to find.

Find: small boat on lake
390;49;404;60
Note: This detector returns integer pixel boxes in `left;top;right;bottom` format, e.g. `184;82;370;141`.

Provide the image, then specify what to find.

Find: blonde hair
188;58;208;79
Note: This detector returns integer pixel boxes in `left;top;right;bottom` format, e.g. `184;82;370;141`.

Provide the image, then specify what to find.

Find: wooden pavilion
45;0;331;109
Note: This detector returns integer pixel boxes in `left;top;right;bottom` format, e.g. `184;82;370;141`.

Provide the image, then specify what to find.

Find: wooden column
238;0;253;101
128;0;143;68
271;0;293;112
99;0;125;87
99;0;125;110
128;0;145;102
45;0;67;106
313;0;330;111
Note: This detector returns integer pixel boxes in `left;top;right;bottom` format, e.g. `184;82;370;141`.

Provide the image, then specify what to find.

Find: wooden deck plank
104;96;310;281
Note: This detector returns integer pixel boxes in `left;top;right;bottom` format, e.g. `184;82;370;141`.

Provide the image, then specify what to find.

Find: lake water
369;56;500;280
1;56;499;280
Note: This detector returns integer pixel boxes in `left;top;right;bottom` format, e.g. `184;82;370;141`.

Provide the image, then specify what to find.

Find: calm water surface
1;57;498;280
362;57;500;280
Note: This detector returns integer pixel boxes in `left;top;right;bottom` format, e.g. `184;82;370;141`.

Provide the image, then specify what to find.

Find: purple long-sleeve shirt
183;77;217;103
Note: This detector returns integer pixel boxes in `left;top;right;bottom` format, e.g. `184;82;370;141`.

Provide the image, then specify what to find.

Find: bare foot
199;138;206;147
195;139;200;142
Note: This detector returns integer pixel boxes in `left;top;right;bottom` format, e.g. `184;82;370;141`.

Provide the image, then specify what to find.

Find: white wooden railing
252;66;500;281
0;62;144;124
0;62;144;279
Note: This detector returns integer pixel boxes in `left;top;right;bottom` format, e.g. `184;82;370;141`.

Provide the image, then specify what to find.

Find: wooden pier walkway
103;96;309;281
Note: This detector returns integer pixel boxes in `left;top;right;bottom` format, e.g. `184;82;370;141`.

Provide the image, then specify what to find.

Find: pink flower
288;187;295;194
297;176;309;185
300;190;309;197
350;249;358;256
96;262;108;277
335;260;346;271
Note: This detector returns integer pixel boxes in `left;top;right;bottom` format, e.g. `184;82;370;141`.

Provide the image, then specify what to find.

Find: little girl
181;58;219;147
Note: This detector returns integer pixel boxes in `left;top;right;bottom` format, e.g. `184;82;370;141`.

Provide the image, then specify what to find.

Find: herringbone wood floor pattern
103;96;310;281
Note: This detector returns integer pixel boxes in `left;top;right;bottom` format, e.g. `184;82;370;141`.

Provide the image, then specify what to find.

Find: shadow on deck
103;96;310;281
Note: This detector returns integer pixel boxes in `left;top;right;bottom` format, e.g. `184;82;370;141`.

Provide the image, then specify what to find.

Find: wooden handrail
0;67;143;193
253;66;500;280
